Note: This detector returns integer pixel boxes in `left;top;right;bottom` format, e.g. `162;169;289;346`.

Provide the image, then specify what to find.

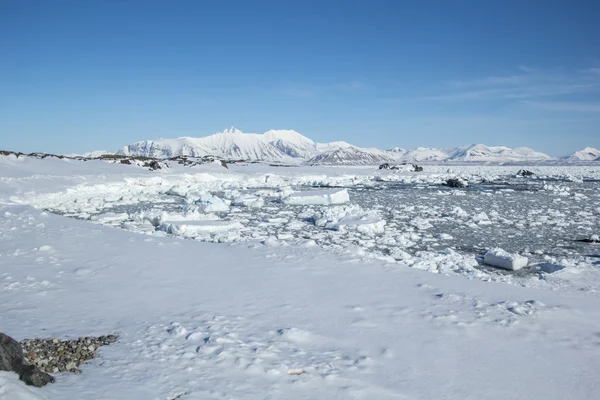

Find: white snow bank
159;220;244;237
484;248;529;271
0;372;44;400
283;188;350;205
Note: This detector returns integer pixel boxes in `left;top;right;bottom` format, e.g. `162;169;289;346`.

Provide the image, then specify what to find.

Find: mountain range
115;127;599;165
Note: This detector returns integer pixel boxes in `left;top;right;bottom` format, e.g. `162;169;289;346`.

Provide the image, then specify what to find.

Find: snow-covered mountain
114;127;594;165
305;145;395;165
385;144;551;163
118;127;365;164
562;147;600;162
392;147;452;162
447;144;551;162
119;128;310;162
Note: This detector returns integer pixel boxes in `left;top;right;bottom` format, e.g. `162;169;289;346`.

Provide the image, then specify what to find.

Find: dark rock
444;178;468;188
120;159;132;165
0;332;55;387
144;160;162;170
517;169;535;177
379;162;423;172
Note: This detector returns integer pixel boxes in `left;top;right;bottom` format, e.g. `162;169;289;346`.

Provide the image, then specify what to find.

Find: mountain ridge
115;127;596;165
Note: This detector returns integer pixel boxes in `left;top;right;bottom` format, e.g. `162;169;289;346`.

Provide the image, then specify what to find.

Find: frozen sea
2;155;600;399
36;165;600;291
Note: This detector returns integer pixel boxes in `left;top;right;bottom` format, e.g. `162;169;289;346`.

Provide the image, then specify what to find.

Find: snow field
2;159;600;399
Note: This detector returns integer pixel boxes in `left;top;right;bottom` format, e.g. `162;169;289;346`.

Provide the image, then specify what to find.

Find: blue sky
1;0;599;156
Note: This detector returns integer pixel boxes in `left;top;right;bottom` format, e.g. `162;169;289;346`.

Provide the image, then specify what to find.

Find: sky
1;0;599;156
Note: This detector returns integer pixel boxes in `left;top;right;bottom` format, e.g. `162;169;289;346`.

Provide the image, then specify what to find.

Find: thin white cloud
281;86;315;98
522;101;600;112
428;66;600;102
426;83;596;101
448;75;524;87
333;81;368;92
518;65;537;73
280;81;367;97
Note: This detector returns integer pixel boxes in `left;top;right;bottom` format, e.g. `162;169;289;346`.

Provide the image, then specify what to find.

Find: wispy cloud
586;68;600;75
426;84;595;101
522;101;600;112
280;81;368;98
448;75;524;87
280;85;316;98
427;67;600;102
333;81;368;92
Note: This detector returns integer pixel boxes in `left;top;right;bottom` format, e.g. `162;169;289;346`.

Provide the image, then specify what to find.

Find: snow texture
1;154;600;399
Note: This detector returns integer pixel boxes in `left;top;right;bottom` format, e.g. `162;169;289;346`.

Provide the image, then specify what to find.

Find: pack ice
283;188;350;205
484;248;529;270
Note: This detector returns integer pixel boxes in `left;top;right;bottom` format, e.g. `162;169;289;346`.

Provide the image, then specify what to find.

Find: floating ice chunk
195;194;229;212
451;207;468;218
283;188;349;206
159;220;243;238
328;213;386;235
484;248;529;271
232;195;265;208
472;212;492;225
410;217;433;230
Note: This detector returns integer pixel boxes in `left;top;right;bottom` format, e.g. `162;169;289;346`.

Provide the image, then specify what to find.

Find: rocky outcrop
20;335;117;374
517;169;535;177
0;332;55;387
444;178;468;188
378;163;423;172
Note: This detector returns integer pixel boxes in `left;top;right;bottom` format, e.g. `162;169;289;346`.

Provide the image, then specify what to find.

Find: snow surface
2;155;600;399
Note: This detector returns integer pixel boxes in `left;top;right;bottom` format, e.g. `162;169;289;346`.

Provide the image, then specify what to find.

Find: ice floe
484;248;529;271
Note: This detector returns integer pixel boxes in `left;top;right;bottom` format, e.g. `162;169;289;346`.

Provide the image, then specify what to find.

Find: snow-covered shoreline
1;155;600;399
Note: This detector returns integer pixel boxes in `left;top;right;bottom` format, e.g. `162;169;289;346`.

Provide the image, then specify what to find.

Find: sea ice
159;220;244;238
195;194;230;212
232;195;265;208
283;188;350;206
329;213;386;235
484;248;529;271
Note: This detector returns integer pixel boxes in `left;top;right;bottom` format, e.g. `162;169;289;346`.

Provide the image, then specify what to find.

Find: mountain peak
564;147;600;161
220;127;243;135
